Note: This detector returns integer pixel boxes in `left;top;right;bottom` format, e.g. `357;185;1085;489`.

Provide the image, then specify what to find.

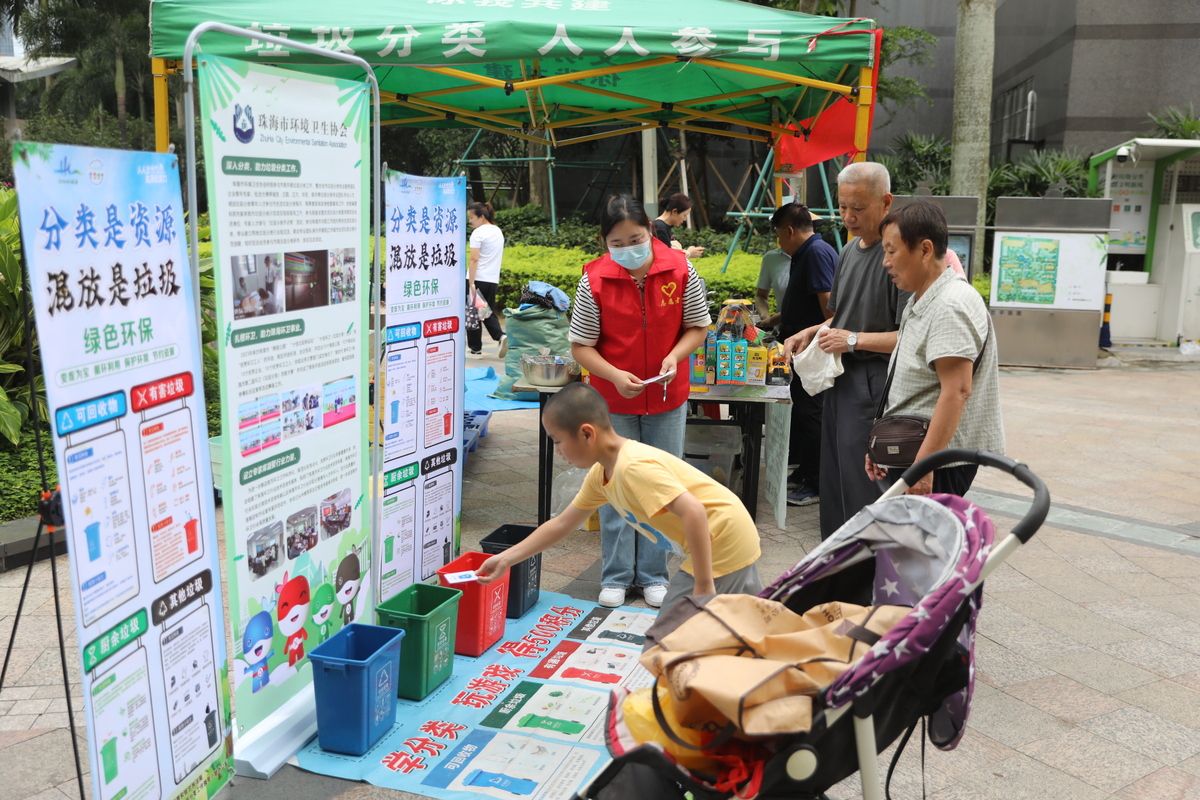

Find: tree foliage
743;0;937;118
5;0;149;142
1147;104;1200;140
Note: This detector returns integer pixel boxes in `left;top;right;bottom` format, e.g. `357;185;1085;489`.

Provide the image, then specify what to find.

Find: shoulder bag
868;316;991;469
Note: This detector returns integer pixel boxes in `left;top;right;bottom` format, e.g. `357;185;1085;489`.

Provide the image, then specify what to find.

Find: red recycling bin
437;552;509;656
184;519;200;554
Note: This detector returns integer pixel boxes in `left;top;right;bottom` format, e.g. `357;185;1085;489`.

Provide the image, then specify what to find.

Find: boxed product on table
747;344;768;385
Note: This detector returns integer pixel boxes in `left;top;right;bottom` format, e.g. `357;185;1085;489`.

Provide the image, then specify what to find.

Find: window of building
991;78;1040;162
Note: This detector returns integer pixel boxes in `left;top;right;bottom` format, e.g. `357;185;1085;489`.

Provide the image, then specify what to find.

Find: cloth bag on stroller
638;596;910;740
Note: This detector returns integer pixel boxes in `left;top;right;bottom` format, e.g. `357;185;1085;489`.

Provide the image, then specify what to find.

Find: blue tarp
465;367;538;411
296;591;658;799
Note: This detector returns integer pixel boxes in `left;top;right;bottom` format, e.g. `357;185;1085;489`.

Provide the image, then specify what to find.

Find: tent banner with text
377;172;466;604
296;592;659;799
13;142;234;800
199;54;372;738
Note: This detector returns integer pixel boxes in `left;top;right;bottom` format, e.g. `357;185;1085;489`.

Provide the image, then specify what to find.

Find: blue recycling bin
309;623;405;756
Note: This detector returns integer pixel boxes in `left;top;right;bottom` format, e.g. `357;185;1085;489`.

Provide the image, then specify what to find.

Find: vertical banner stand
181;23;382;779
0;277;86;800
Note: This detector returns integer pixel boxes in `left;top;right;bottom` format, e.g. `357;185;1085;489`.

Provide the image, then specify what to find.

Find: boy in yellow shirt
476;383;762;611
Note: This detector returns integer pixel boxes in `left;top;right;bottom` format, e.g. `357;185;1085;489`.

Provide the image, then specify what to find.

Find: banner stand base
233;683;317;779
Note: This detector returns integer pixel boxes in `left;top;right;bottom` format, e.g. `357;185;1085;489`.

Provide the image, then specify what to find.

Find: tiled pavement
4;353;1200;800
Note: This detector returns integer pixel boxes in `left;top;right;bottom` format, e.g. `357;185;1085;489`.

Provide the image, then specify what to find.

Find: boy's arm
665;491;715;595
476;504;593;583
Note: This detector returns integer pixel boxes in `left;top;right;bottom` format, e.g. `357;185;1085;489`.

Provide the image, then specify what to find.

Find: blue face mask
608;240;652;271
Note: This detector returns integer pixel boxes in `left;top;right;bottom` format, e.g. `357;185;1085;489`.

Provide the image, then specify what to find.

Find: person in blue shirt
771;203;838;507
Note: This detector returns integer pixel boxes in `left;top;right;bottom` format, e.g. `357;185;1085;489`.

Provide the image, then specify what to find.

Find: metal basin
519;355;581;387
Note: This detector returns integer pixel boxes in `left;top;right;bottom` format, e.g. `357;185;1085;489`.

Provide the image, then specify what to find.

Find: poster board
198;54;372;767
296;593;655;799
1108;166;1153;254
377;172;467;604
12;142;233;800
989;231;1109;311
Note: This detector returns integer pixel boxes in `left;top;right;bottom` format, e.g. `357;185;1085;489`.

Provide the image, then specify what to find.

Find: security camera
1116;146;1131;164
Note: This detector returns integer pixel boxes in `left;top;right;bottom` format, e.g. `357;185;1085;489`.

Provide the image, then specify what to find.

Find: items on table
687;299;790;388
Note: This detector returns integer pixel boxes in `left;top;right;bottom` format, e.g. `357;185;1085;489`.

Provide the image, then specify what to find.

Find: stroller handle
899;448;1049;544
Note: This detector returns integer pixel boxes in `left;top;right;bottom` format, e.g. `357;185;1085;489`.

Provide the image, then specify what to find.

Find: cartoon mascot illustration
275;571;311;667
335;546;363;626
241;611;274;693
310;582;337;645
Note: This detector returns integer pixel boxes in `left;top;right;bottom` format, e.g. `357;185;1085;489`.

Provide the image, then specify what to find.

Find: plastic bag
792;331;843;395
465;293;480;331
472;288;492;321
552;467;589;517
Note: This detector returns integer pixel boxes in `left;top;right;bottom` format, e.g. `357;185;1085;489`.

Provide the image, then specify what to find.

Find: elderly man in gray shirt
784;162;910;543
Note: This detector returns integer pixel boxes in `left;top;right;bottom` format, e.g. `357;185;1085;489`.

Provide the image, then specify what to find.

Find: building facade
870;0;1200;159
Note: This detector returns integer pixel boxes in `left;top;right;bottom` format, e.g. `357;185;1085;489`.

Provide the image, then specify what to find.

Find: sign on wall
13;142;234;800
1108;166;1153;254
198;54;371;748
377;172;466;603
989;232;1109;311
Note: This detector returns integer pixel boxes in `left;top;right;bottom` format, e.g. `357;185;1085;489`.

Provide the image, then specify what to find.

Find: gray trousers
819;355;889;539
659;561;764;615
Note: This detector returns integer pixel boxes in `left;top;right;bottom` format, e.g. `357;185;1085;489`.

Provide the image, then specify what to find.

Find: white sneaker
497;334;508;358
598;587;626;608
643;585;668;608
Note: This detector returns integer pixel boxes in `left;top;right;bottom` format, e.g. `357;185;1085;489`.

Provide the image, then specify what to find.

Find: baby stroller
576;448;1049;800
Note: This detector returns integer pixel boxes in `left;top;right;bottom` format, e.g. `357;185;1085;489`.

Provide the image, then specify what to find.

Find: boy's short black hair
879;199;948;258
544;382;613;434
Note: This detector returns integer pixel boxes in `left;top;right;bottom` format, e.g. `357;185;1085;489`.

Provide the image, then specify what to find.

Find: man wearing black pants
771;204;837;506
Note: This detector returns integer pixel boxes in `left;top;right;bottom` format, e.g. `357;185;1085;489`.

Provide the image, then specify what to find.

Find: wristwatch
846;332;858;353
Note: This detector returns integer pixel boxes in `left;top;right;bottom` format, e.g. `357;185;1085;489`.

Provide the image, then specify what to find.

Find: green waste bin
376;582;461;700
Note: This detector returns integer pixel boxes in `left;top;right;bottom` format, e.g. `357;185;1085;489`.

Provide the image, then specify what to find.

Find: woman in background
652;194;705;260
467;201;507;357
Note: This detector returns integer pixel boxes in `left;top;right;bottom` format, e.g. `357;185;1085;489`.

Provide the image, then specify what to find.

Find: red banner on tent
776;29;882;172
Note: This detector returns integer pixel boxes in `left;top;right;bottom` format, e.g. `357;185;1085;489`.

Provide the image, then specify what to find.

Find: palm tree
950;0;995;277
4;0;147;142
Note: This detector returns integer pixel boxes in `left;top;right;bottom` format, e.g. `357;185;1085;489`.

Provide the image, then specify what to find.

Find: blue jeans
599;404;686;589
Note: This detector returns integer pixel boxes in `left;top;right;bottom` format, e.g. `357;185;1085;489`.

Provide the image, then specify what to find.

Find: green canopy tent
150;0;882;178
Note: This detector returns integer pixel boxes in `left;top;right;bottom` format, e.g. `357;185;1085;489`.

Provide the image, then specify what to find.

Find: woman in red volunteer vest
568;194;711;609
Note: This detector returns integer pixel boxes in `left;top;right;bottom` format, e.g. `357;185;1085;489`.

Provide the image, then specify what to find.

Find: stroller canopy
764;493;995;749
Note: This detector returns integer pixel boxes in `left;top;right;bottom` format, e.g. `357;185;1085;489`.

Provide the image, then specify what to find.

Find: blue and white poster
377;172;467;603
12;143;233;800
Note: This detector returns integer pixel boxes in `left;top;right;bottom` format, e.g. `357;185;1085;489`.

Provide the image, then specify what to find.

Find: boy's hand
612;371;646;399
475;554;510;584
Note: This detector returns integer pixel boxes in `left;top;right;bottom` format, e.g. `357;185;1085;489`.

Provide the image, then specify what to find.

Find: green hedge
0;424;55;523
495;245;767;310
496;243;989;311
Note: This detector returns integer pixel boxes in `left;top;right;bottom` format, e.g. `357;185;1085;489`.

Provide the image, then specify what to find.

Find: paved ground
4;346;1200;800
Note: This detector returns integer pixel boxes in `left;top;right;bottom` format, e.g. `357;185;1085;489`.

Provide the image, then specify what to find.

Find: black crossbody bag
868;318;991;469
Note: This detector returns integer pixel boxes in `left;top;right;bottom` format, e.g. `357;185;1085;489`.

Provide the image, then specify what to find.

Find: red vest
583;239;692;415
